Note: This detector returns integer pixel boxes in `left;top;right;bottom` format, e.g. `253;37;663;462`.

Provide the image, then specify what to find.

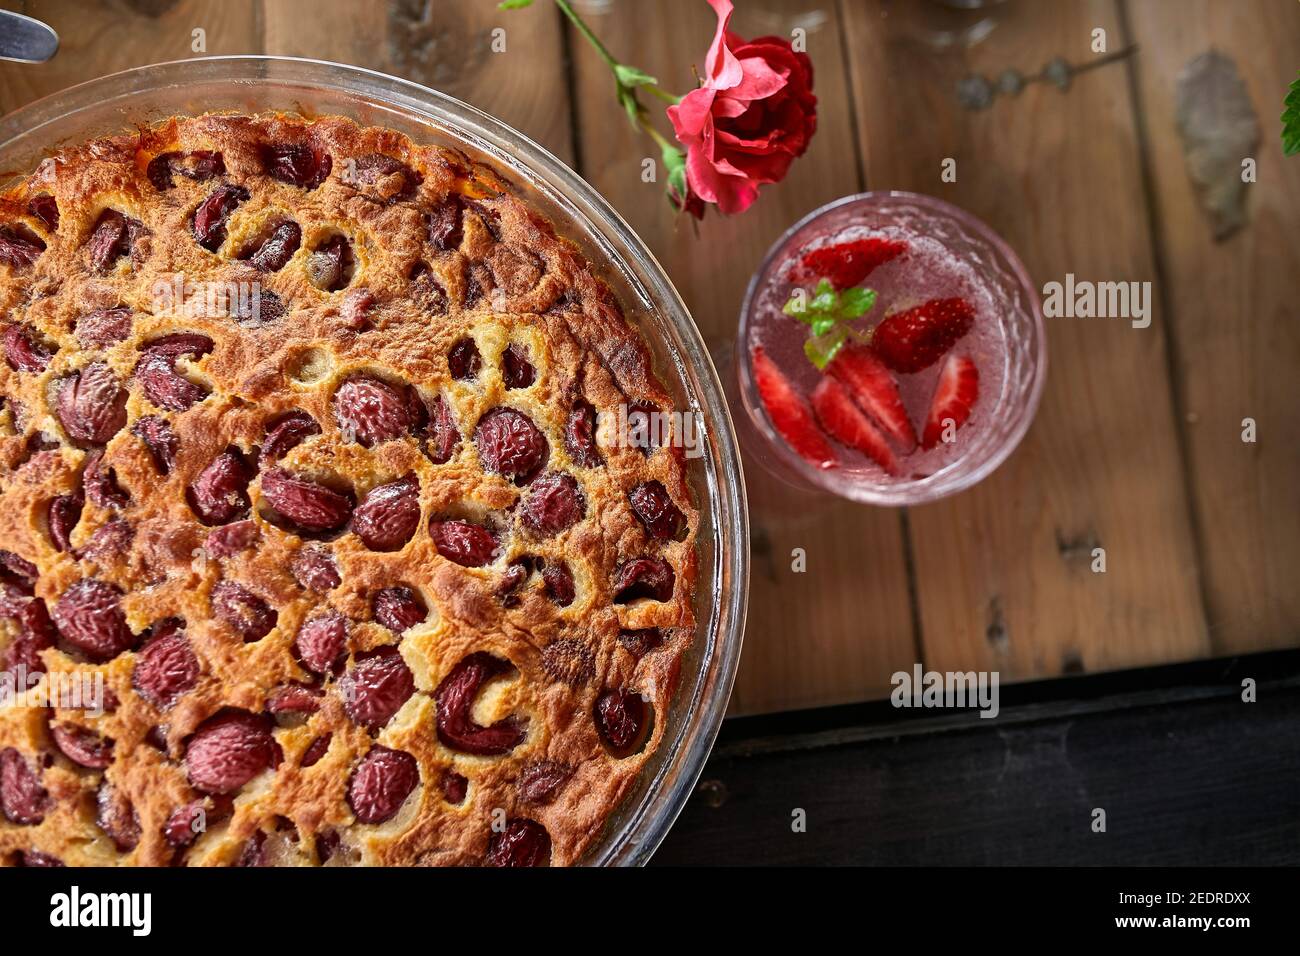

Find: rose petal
731;55;789;100
704;0;744;89
716;125;784;154
667;87;716;139
686;141;759;214
710;95;751;119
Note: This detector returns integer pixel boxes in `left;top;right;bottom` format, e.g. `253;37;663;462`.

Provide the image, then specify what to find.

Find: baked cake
0;113;698;866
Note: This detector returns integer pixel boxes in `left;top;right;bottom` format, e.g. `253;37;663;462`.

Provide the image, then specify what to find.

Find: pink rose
667;0;818;215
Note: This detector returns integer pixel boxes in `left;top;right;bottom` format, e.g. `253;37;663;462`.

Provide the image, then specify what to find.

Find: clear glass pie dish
0;55;748;867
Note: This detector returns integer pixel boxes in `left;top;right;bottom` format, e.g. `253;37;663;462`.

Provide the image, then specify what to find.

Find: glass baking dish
0;55;749;867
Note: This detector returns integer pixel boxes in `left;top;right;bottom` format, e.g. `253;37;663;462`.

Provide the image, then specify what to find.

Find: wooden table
4;0;1297;715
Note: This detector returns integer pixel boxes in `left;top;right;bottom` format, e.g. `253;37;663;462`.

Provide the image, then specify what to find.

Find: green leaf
616;83;642;128
804;328;847;370
810;315;838;337
661;145;688;198
1283;71;1300;157
661;144;686;174
498;0;534;8
808;287;838;314
614;64;658;89
782;276;881;369
839;287;877;318
667;164;688;200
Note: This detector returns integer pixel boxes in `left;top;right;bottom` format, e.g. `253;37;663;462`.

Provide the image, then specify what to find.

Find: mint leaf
782;278;879;369
808;286;838;314
810;315;838;337
615;64;658;89
804;328;848;370
783;289;810;317
499;0;534;8
1284;72;1300;157
839;287;877;318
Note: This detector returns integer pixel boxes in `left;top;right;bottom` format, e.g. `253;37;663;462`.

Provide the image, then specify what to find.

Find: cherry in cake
0;113;698;867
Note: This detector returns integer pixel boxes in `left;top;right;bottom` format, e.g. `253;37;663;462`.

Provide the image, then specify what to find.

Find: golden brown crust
0;113;697;867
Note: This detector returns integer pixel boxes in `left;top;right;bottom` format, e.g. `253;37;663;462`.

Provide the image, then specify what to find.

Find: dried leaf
1175;50;1260;240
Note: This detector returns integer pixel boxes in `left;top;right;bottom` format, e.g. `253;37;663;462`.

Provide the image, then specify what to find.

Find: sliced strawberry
826;344;917;450
752;346;837;469
811;378;898;474
871;297;975;373
922;355;979;450
798;237;907;291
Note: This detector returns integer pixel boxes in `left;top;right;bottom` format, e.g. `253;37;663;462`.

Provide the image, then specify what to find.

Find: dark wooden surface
654;650;1300;865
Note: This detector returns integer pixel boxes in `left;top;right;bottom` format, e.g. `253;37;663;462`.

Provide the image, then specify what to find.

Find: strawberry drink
738;192;1046;505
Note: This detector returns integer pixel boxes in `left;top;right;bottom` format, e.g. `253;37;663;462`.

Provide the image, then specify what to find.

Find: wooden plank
839;0;1210;680
0;0;262;112
567;0;918;715
261;0;574;163
1122;0;1300;654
